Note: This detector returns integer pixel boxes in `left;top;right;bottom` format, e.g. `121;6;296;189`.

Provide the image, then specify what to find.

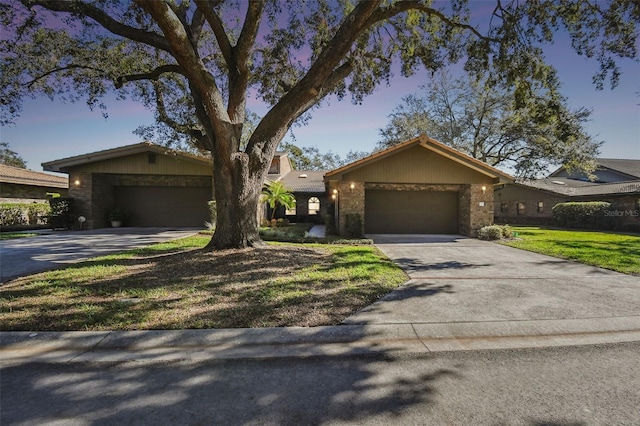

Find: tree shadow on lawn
0;244;405;330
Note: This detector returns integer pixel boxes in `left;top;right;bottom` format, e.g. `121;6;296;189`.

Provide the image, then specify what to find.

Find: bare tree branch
194;0;232;66
21;0;172;52
114;64;185;88
26;64;106;88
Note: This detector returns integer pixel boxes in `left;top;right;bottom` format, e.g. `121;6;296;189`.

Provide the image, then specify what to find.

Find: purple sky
2;8;639;174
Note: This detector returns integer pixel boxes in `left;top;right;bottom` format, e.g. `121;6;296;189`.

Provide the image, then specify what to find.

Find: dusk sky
2;5;639;174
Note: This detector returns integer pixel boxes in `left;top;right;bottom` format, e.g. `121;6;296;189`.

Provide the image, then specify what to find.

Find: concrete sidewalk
2;317;640;365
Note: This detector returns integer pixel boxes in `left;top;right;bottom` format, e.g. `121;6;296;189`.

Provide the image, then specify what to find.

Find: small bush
478;225;503;240
500;224;513;239
344;213;364;239
49;197;75;229
552;202;612;230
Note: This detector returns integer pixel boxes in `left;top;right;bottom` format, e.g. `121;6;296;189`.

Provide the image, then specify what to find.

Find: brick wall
337;181;365;236
336;181;495;237
67;172;213;229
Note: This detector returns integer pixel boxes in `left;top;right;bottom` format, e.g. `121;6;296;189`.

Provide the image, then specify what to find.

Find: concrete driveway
0;228;199;283
344;234;640;324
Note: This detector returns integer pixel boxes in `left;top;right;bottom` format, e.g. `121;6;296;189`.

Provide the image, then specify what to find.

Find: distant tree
261;180;295;221
280;141;368;171
0;142;27;168
377;72;601;177
2;1;637;248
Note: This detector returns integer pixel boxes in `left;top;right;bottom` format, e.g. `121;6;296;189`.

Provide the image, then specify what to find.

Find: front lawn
0;235;407;331
501;227;640;275
0;232;39;240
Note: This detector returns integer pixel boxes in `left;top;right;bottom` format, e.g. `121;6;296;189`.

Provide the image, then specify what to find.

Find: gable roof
515;177;640;197
549;158;640;181
595;159;640;179
0;164;68;188
325;134;513;183
42;141;212;173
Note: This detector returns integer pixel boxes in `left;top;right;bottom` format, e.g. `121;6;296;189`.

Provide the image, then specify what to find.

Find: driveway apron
344;234;640;324
0;228;199;282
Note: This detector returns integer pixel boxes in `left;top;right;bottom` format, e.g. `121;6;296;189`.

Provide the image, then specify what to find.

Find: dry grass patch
0;236;406;330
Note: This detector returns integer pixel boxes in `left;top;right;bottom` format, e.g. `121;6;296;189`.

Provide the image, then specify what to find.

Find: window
308;197;320;215
285;204;296;215
148;153;157;164
537;201;544;213
517;202;526;215
500;203;508;213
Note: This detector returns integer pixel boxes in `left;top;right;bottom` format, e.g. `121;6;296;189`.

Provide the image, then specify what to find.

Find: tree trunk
205;129;272;250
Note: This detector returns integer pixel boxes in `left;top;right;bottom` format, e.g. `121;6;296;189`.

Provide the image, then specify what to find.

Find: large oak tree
1;0;638;248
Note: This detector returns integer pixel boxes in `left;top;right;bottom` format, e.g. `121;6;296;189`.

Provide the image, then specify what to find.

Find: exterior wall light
481;185;486;194
74;179;81;186
350;182;355;189
333;189;338;194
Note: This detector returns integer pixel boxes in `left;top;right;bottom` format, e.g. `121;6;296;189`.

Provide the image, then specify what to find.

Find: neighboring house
43;142;214;229
43;142;327;229
494;159;640;230
263;153;328;224
0;164;68;203
324;135;514;237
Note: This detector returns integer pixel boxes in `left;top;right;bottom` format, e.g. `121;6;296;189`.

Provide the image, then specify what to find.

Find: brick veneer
337;181;495;237
68;172;212;229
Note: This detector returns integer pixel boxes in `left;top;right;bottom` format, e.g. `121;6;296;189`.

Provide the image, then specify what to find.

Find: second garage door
114;186;211;227
365;190;459;234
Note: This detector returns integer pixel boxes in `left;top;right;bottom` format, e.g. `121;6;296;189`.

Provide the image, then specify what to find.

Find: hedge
0;203;51;228
552;201;612;230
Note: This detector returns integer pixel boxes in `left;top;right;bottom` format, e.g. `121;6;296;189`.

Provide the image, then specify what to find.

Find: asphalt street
2;342;639;425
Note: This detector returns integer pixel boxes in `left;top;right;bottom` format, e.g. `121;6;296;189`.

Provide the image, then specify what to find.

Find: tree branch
227;1;264;120
153;82;206;146
194;0;232;66
114;64;185;88
21;0;172;52
26;64;106;88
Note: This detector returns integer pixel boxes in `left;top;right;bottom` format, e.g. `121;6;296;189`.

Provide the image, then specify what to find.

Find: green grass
0;235;407;331
0;232;39;240
501;227;640;275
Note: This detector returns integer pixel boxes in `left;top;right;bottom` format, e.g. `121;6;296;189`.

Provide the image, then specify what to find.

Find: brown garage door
114;186;211;227
365;190;459;234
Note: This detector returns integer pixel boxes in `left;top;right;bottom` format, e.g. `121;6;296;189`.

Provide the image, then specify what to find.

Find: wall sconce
74;179;81;187
350;182;355;189
331;194;336;200
481;185;486;194
333;189;338;194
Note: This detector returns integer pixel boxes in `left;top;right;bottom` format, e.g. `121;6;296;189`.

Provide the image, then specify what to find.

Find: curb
2;316;640;364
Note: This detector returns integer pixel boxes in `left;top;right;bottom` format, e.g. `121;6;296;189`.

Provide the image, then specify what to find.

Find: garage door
114;186;211;227
365;190;459;234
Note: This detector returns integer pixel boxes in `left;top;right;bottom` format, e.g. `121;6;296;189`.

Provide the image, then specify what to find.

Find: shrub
344;213;364;239
49;197;75;229
552;202;612;230
0;203;51;228
478;225;503;240
500;224;513;239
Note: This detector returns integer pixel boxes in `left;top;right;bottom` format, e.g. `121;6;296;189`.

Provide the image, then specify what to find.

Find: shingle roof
595;159;640;179
0;164;68;188
517;177;640;197
43;141;211;172
279;170;326;193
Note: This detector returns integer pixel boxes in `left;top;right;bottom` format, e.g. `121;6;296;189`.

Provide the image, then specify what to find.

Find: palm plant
261;180;296;221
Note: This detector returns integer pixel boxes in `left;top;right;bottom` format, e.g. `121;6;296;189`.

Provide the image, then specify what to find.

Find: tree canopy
377;71;602;177
0;142;27;168
1;0;638;248
279;141;368;171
